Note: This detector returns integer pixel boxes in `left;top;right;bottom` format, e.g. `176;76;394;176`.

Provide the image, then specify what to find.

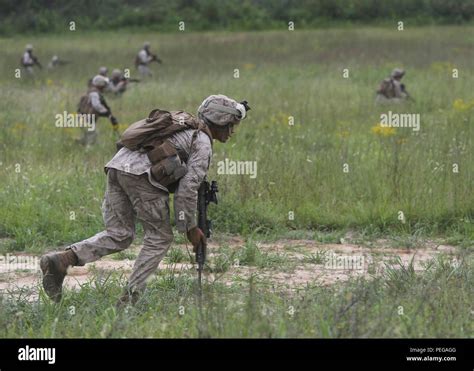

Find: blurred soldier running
107;69;139;95
135;41;162;77
47;55;70;70
88;66;109;88
77;75;119;146
20;44;42;75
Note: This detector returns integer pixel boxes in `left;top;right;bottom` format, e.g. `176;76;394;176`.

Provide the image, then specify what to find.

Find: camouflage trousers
69;168;173;292
79;127;97;146
138;64;152;77
375;94;404;105
23;66;34;75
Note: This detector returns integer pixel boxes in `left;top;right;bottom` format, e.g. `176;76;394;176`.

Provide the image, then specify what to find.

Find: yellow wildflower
271;112;291;125
371;123;396;137
12;122;26;132
118;123;129;131
453;99;473;112
337;130;350;138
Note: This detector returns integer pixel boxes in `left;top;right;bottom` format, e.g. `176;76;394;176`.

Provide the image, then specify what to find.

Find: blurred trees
0;0;473;34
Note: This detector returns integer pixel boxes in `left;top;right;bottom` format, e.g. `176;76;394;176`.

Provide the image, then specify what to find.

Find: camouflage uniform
78;75;116;146
108;80;127;95
80;88;109;145
47;55;69;70
375;68;408;104
47;56;59;69
69;127;212;292
41;95;248;303
88;67;108;88
107;69;128;95
21;45;40;75
136;42;156;77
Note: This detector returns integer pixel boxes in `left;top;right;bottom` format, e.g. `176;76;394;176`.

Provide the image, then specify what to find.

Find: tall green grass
0;27;472;252
0;253;471;337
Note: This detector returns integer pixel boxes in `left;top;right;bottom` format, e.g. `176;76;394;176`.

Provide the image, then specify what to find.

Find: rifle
32;56;42;69
100;94;111;115
122;77;141;83
196;180;218;297
98;94;119;127
401;83;415;102
150;53;163;64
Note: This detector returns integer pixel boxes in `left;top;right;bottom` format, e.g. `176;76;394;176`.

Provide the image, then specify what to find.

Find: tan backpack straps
198;120;213;142
190;121;213;153
147;140;178;163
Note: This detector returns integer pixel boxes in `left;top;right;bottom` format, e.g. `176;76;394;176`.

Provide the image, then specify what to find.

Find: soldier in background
47;55;70;70
135;41;162;77
107;69;140;95
88;67;109;87
20;44;42;75
98;66;108;77
376;68;412;103
77;75;119;146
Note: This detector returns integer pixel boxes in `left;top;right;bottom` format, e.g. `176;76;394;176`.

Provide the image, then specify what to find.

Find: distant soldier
135;41;162;77
376;68;412;103
40;94;250;306
107;69;140;95
98;66;108;77
88;67;108;88
47;55;70;70
77;75;119;145
20;44;42;75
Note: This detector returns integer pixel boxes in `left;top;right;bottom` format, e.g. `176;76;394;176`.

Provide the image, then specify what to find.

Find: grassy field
0;26;472;338
0;27;473;251
0;241;472;338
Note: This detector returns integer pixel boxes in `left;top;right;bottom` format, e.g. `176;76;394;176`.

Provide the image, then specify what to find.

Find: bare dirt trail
0;238;460;299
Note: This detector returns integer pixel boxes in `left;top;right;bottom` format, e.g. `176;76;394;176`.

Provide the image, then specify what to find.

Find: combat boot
40;250;78;302
116;289;140;309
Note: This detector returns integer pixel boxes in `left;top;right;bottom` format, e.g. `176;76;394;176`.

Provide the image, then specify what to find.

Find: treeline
1;0;473;35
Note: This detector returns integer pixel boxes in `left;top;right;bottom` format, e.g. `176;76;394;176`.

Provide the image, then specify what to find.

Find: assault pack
118;109;212;190
377;78;397;98
77;88;111;115
77;94;93;114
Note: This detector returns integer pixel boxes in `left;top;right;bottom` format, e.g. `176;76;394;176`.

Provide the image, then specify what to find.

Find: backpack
77;94;92;114
119;109;212;191
77;89;110;115
377;78;396;98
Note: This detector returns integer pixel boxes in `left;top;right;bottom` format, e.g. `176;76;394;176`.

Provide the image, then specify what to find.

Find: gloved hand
187;227;206;252
109;115;118;126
